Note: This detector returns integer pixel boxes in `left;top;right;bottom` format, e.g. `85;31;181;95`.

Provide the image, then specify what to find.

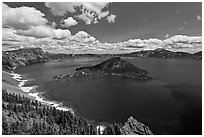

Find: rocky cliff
120;116;153;135
2;48;49;70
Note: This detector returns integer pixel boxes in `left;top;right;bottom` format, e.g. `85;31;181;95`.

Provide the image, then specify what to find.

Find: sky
2;2;202;54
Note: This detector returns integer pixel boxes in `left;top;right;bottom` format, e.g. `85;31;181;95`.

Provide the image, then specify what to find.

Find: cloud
2;28;17;41
53;29;72;39
107;14;116;23
70;31;97;43
165;34;170;38
164;35;202;44
61;17;78;28
16;25;71;39
16;26;54;38
45;2;77;16
45;2;109;16
76;10;95;25
45;2;115;25
80;2;109;14
3;3;48;30
162;35;202;52
51;22;57;28
98;11;109;19
197;15;202;21
74;31;89;38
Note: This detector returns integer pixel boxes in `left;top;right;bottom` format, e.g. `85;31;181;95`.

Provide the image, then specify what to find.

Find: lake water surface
15;57;202;135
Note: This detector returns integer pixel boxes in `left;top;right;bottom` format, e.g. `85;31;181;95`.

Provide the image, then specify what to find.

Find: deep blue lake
15;57;202;135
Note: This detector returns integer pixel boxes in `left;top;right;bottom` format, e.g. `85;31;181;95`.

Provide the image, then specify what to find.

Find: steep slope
2;90;153;135
120;116;153;135
2;48;49;70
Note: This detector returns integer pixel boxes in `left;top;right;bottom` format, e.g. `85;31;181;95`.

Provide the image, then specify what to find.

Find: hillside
2;89;153;135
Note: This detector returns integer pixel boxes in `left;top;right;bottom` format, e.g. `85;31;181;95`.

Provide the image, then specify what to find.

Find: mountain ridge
2;48;202;71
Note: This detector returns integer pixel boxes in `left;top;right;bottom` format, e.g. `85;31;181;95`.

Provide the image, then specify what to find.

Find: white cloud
16;25;71;39
162;35;202;52
164;35;202;44
61;17;78;28
107;14;116;23
84;36;96;43
70;31;97;43
45;2;115;25
74;31;90;38
197;15;202;21
45;2;77;16
81;2;109;14
53;29;71;39
2;28;17;41
3;3;48;30
98;11;109;19
16;26;54;38
45;2;109;16
165;34;170;38
76;10;95;25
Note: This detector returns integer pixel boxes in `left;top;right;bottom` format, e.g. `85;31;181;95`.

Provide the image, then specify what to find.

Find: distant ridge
2;48;201;70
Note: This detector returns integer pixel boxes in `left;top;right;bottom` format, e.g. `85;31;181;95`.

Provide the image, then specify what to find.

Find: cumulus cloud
74;31;89;38
3;3;48;30
2;28;17;41
162;35;202;52
45;2;109;16
107;14;116;23
76;10;95;25
45;2;77;16
16;26;54;38
53;29;72;39
45;2;115;25
16;25;71;39
70;31;97;43
106;35;202;53
61;17;78;28
98;11;109;19
164;35;202;44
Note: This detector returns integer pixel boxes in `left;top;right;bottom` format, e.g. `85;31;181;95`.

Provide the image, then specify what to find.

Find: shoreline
9;71;75;115
7;70;106;133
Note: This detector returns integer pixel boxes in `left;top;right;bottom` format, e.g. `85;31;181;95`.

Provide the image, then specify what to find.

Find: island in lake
53;57;153;81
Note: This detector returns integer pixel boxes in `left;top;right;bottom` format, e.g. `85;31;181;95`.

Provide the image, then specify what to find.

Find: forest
2;89;121;135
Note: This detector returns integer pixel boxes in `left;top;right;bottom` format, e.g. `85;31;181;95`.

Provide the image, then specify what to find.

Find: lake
14;57;202;135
